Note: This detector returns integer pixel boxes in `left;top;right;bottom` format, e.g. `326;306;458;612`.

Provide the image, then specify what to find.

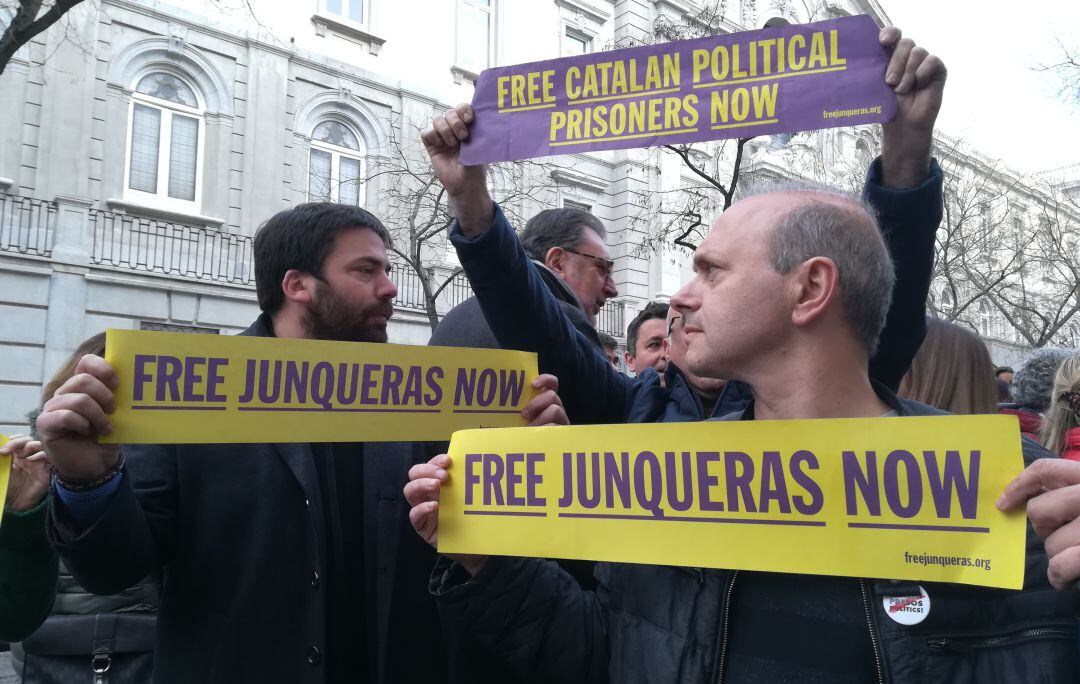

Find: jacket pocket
922;624;1078;683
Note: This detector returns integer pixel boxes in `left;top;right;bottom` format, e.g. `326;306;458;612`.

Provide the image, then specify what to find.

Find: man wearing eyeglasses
430;207;617;352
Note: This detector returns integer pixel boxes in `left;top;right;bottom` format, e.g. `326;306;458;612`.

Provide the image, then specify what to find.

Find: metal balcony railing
0;195;55;257
597;300;625;338
90;209;254;285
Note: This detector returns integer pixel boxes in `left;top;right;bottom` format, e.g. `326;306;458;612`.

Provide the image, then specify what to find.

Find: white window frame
320;0;367;27
561;24;592;56
123;71;205;213
455;0;496;75
307;120;367;206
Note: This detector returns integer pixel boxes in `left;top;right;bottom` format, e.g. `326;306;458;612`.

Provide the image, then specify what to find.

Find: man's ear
281;269;316;306
623;350;636;372
790;257;840;329
546;246;569;276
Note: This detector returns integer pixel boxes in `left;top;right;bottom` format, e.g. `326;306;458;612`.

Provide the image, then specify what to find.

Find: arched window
308;120;366;205
978;299;991;337
940;287;955;314
125;71;205;208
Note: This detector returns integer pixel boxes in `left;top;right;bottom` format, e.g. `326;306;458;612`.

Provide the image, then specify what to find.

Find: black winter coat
431;394;1079;684
48;315;449;684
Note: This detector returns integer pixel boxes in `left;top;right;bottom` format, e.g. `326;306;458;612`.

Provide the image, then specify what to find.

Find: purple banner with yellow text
461;14;896;164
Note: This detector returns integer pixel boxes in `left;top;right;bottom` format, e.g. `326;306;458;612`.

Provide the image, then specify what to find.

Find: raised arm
423;107;639;424
866;27;947;390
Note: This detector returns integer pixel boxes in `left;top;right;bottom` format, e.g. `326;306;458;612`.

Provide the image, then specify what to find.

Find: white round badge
882;585;931;626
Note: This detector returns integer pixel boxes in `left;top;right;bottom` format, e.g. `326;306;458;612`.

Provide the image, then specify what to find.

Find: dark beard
302;282;393;343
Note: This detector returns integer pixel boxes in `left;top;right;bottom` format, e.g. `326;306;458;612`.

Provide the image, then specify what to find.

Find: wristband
53;452;125;492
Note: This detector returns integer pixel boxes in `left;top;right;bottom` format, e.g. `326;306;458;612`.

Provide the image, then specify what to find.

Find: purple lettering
257;360;283;403
182;356;206;402
483;453;505;506
206;358;228;402
664;450;694;512
506;452;525;506
464;453;482;505
155;355;182;402
633;450;664;518
526;452;545;506
576;452;601;509
884;450;923;519
790;450;823;515
843;450;880;516
558;452;574;507
424;366;444;406
924;449;980;519
337;363;360;405
604;451;631;509
381;364;403;405
723;451;757;513
696;451;724;512
759;451;791;514
133;354;154;401
284;361;309;403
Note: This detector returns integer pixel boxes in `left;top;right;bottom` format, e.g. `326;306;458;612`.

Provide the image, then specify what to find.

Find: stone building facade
0;0;894;433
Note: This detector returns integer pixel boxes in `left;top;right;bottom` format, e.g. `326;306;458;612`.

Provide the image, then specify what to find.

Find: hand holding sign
878;26;947;188
37;354;121;481
998;458;1080;590
421;105;493;235
405;374;569;575
0;435;50;513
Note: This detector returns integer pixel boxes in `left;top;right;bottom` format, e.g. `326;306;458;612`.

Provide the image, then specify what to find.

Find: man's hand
878;27;947;188
521;374;569;426
405;453;490;576
421;104;494;236
997;458;1080;590
404;373;570;575
2;435;50;511
36;354;121;481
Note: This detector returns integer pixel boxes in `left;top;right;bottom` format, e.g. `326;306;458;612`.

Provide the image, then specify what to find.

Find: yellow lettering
549;111;567;141
498;76;511;108
628;100;647;133
829;29;846;66
749;41;757;76
511;74;527;107
777;36;786;73
663;53;680;87
752;83;779;118
596;62;613;95
711;89;730;123
610;104;627;135
648;98;663;131
692;49;710;83
787;34;806;71
711;45;729;81
542;70;556;102
731;88;750;121
644;55;662;90
809;31;827;69
567;109;584;139
758;38;776;74
731;44;748;78
583;67;599;98
592;106;609;137
663;96;682;129
613;60;629;94
682;94;699;127
566;67;582;100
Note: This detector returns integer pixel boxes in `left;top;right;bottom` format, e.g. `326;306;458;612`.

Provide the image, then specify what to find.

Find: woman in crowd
4;332;159;681
1041;352;1080;461
899;316;997;414
1002;348;1072;442
0;435;55;643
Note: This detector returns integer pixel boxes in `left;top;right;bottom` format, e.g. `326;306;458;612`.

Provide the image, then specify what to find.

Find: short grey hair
740;180;894;353
521;208;606;262
1013;348;1071;412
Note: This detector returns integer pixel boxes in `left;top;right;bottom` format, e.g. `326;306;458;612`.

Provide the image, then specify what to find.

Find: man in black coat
36;203;565;683
430;206;615;352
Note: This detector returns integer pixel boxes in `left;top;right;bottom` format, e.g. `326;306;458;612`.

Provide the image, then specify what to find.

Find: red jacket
1062;427;1080;462
1000;407;1043;442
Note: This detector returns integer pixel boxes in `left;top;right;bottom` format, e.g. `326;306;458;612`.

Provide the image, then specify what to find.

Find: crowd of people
3;25;1080;684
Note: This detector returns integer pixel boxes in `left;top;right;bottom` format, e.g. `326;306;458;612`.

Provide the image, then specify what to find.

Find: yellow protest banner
103;330;538;444
439;415;1027;589
0;434;10;527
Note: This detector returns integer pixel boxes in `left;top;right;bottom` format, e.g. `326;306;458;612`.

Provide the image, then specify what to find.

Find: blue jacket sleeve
864;157;944;392
450;205;637;425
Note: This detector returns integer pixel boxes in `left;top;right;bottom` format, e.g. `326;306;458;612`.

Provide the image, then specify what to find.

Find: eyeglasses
564;248;615;278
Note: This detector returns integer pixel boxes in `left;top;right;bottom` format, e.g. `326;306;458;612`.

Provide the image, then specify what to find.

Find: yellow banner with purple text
103;330;538;444
439;415;1027;589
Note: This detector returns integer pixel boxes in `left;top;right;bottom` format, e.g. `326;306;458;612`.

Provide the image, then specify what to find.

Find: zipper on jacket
859;580;886;684
712;570;739;684
927;627;1074;654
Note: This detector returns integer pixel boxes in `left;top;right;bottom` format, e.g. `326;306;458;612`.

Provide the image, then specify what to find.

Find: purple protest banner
460;14;896;165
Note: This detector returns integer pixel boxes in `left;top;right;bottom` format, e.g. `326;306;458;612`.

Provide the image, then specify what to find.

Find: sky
885;0;1080;176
